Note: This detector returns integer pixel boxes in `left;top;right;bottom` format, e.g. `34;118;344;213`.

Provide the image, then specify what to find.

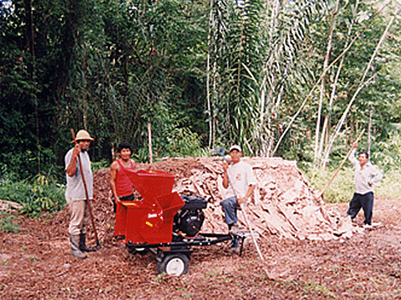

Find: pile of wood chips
51;156;353;245
156;157;350;241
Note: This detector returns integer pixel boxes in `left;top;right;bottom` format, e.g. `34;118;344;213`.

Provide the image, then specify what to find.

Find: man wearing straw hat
347;141;383;228
65;129;95;259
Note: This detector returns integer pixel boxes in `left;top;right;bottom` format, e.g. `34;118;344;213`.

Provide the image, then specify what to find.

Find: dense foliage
1;0;400;187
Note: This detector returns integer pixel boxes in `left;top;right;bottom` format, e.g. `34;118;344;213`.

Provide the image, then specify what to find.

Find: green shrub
0;174;65;217
165;127;205;158
374;132;401;171
135;127;209;162
91;159;110;172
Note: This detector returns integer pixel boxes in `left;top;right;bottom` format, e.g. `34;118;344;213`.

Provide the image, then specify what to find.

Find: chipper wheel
127;246;149;256
157;253;189;276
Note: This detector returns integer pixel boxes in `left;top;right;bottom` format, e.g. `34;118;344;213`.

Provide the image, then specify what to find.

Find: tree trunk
207;0;213;148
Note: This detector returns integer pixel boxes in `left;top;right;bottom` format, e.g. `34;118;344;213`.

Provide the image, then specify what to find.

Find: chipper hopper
114;169;245;276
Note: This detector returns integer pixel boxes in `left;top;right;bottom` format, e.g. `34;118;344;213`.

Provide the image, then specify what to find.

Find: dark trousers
221;196;239;226
347;192;374;225
221;196;239;247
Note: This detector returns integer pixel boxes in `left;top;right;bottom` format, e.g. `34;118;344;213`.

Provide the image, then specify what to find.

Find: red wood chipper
114;169;245;276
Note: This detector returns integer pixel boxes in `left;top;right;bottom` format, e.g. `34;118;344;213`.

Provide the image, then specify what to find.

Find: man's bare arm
110;161;119;200
66;144;81;177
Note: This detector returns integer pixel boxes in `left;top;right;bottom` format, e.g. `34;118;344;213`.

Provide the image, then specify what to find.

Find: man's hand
352;141;358;149
237;197;247;205
72;143;81;157
222;161;229;172
66;144;81;177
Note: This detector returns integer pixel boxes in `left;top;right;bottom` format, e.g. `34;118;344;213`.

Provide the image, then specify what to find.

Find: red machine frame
114;169;244;276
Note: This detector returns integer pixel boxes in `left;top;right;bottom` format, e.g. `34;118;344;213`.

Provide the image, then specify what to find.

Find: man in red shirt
110;143;136;212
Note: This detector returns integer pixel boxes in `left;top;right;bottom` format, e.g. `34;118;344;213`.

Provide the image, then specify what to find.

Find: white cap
229;145;242;152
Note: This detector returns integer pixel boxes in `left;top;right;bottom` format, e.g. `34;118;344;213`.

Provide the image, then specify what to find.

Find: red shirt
115;159;135;197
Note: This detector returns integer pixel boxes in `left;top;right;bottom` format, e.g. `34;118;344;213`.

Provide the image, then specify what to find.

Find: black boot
70;235;87;259
79;234;95;252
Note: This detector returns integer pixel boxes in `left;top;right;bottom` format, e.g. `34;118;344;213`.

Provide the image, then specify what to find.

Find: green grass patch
375;169;401;200
305;166;401;203
305;167;354;203
0;211;22;233
299;279;336;298
0;174;65;217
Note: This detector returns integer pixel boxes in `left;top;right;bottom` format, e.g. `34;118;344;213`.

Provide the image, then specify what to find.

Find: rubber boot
70;235;87;259
228;223;239;235
225;224;240;254
224;238;240;254
79;234;95;252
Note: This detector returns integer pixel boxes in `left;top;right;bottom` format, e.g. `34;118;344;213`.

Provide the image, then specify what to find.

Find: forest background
1;0;401;216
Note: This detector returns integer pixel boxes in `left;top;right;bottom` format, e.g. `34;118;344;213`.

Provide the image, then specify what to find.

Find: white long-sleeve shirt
349;149;383;195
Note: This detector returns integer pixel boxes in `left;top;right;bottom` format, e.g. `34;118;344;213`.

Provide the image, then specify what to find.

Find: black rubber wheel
134;248;149;256
127;247;149;256
157;253;189;276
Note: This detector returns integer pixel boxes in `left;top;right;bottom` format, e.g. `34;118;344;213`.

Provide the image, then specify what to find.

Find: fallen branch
0;200;24;211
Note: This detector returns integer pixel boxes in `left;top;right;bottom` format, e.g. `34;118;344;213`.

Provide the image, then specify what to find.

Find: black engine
173;195;208;238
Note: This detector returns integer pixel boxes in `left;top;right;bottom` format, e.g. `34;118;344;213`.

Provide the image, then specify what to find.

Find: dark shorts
114;193;135;213
119;194;135;201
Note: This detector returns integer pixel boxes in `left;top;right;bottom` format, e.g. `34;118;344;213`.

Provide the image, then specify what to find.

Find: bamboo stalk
206;0;213;147
315;0;340;164
320;8;397;165
368;109;372;157
271;8;382;157
321;0;360;168
148;123;153;164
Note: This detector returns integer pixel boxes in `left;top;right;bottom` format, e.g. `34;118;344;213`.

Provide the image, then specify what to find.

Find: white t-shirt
65;148;93;201
225;160;257;199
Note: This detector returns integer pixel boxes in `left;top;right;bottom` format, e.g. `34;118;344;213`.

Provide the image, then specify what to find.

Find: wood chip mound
51;157;350;245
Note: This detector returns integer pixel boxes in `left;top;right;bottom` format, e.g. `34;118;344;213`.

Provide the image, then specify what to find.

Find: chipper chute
114;169;185;244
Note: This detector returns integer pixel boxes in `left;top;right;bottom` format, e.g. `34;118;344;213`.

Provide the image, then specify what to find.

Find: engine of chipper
173;195;208;240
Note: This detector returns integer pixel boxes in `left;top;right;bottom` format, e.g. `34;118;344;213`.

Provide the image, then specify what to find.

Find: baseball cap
229;145;242;152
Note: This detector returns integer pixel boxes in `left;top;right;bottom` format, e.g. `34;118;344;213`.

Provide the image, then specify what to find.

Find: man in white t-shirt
221;145;257;253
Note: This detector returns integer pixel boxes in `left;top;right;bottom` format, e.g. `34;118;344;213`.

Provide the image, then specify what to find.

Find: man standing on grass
347;141;383;228
221;145;256;253
65;129;95;259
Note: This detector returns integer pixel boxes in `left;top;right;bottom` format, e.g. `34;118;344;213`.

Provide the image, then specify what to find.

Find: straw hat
73;130;94;142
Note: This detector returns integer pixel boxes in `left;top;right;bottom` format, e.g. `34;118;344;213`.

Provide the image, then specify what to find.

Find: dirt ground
1;197;401;300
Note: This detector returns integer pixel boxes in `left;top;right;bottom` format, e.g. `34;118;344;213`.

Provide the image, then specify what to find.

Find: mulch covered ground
1;196;401;299
1;158;401;299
